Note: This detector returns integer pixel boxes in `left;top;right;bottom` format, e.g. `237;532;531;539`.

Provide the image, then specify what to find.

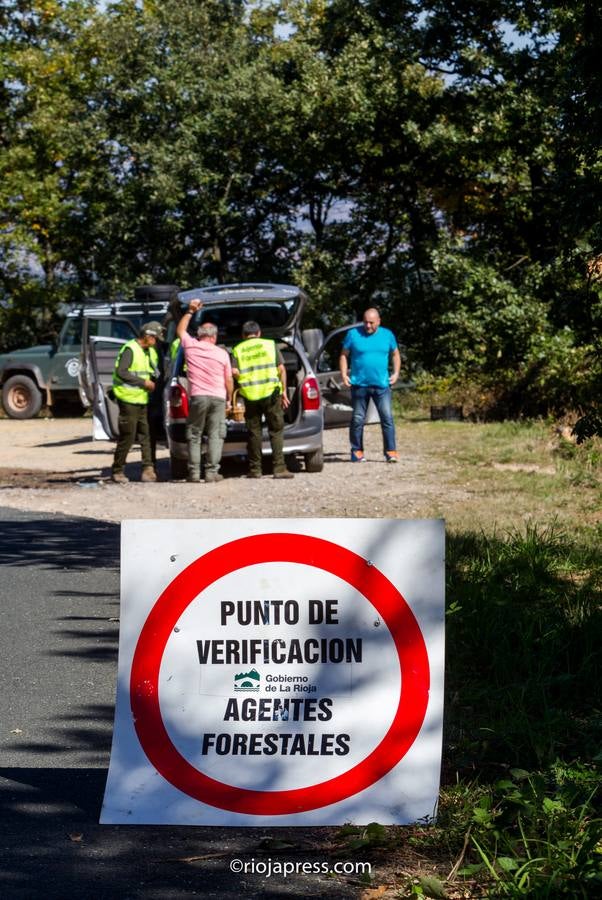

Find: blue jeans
350;386;396;454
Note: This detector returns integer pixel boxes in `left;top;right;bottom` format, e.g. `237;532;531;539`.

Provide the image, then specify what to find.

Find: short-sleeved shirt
181;332;232;399
342;325;397;389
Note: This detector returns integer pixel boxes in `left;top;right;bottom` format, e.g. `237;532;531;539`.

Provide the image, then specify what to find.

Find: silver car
166;283;357;478
80;282;368;477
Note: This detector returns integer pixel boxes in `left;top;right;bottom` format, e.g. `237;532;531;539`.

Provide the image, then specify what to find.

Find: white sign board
101;519;445;825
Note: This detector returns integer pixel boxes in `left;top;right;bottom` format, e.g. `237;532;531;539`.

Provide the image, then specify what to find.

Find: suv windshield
62;314;149;348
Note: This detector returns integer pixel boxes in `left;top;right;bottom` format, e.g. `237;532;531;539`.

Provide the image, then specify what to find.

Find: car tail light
301;376;321;411
169;382;189;419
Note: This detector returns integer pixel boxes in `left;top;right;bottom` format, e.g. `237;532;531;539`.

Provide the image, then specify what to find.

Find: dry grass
394;414;601;535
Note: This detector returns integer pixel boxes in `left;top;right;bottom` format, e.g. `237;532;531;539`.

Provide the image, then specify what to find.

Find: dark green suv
0;286;176;418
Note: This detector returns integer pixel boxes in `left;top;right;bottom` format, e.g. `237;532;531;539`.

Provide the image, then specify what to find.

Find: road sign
101;519;444;825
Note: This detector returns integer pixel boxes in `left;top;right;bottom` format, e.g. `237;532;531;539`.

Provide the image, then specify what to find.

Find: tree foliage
0;0;600;416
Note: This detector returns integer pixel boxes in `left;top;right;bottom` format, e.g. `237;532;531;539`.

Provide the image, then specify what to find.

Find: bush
414;334;599;420
414;250;601;419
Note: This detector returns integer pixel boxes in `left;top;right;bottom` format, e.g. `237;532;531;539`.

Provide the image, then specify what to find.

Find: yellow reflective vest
112;339;155;405
232;337;281;401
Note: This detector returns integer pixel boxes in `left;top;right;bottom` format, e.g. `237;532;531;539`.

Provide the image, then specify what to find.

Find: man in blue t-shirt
339;308;401;463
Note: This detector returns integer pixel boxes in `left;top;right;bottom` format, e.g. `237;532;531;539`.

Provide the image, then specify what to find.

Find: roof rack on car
65;284;178;314
67;298;170;316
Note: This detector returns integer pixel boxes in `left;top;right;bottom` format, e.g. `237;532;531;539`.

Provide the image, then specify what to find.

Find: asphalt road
0;509;363;900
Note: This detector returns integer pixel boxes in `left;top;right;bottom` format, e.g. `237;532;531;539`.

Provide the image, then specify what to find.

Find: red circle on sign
130;533;430;815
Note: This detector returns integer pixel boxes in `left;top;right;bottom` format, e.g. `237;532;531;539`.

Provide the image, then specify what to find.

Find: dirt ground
4;416;566;898
0;416;471;524
0;417;467;898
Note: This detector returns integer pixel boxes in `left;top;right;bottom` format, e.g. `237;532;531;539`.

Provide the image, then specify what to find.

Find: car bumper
167;412;323;461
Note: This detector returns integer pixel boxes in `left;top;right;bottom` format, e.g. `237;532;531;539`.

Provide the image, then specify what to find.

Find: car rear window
193;301;296;343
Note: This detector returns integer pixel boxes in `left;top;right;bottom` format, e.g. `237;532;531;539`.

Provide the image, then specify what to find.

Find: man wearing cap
110;321;164;483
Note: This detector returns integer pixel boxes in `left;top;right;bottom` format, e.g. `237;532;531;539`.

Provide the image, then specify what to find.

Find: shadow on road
0;765;358;899
0;511;119;569
35;436;93;448
0;510;364;899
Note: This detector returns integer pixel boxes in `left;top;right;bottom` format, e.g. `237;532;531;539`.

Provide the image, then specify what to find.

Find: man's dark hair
242;320;261;337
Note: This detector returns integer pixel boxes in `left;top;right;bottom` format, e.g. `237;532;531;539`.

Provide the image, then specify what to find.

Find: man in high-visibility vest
110;321;164;483
231;321;294;479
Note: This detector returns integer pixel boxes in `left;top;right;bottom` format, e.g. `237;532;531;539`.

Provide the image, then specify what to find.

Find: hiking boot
111;472;128;484
186;475;201;483
205;473;224;483
350;449;366;463
385;451;399;464
141;466;157;482
247;471;262;479
273;470;294;479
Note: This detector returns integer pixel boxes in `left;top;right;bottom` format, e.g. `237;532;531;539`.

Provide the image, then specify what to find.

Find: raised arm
176;298;203;340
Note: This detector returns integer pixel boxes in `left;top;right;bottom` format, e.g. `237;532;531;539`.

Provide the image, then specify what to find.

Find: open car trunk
171;338;307;446
177;283;305;342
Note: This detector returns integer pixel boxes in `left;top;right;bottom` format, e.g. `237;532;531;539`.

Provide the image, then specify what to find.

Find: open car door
310;325;381;429
82;336;127;441
78;315;140;408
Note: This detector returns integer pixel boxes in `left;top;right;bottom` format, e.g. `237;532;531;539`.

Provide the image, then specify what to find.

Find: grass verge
397;523;602;898
347;415;601;897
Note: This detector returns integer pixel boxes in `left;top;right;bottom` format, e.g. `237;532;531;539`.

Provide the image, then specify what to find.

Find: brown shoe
273;470;294;479
247;471;262;479
205;473;224;483
111;472;129;484
141;467;157;482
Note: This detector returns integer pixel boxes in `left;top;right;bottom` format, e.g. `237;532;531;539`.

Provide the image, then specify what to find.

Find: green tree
0;0;105;347
1;0;599;419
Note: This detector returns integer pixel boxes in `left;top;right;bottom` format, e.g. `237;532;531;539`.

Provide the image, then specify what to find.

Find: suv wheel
2;374;43;419
304;446;324;473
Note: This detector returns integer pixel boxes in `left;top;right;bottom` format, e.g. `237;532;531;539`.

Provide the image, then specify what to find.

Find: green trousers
112;400;152;474
186;395;226;478
243;390;286;475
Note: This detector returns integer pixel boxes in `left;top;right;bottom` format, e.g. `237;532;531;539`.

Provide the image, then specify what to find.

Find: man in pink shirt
176;300;233;482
